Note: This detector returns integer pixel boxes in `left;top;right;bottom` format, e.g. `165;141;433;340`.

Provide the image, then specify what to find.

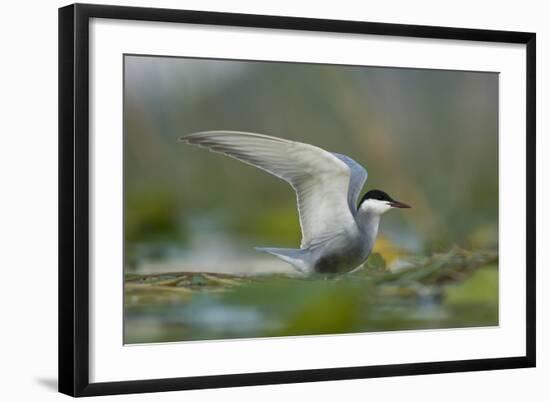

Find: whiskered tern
180;131;410;275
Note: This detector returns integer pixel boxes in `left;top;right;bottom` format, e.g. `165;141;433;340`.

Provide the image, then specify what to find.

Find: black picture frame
58;3;536;397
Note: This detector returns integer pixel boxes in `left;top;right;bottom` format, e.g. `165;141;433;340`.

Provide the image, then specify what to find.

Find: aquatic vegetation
124;248;498;343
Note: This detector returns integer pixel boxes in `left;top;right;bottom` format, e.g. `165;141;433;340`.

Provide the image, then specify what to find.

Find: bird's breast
311;233;371;274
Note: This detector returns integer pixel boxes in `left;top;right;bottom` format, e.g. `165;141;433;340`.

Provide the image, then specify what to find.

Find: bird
179;131;410;275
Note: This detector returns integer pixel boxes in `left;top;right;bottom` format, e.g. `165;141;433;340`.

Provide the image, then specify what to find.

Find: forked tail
255;247;310;274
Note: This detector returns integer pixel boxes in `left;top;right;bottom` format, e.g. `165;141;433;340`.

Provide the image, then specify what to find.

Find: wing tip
179;132;219;146
178;132;208;144
179;131;292;145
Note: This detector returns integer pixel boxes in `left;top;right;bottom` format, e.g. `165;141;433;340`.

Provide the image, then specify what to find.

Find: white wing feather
181;131;358;248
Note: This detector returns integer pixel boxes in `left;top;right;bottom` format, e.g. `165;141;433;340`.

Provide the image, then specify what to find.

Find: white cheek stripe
360;199;392;215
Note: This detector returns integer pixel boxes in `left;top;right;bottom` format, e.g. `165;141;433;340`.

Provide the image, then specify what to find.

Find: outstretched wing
180;131;359;248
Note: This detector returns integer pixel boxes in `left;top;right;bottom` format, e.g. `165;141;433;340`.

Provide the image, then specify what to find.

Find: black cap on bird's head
359;189;411;210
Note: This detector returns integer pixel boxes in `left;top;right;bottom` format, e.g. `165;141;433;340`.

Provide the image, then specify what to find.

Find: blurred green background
123;55;498;344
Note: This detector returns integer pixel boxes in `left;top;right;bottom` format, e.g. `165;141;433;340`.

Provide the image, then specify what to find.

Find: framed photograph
58;3;536;397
